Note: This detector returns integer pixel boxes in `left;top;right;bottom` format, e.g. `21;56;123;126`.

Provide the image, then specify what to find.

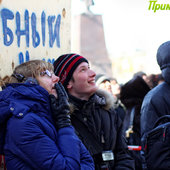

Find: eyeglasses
12;73;25;82
40;70;53;77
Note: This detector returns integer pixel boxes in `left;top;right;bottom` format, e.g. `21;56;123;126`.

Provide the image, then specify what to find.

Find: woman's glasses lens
40;70;52;77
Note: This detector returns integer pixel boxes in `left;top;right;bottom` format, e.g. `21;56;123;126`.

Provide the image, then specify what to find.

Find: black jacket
69;89;135;170
141;82;170;136
141;41;170;136
120;76;150;139
120;76;150;170
140;41;170;170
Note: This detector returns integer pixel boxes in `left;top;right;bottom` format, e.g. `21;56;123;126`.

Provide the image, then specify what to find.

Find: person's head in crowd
133;71;146;78
120;76;150;109
133;71;148;83
1;60;59;97
53;53;97;100
95;74;112;93
147;73;164;89
157;41;170;84
109;77;121;99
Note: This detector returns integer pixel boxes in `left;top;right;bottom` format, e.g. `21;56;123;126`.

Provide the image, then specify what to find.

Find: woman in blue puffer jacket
0;60;94;170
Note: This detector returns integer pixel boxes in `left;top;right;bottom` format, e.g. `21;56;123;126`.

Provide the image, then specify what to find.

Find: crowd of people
0;41;170;170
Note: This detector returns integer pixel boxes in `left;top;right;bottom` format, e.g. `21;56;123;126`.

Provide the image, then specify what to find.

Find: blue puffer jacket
0;83;94;170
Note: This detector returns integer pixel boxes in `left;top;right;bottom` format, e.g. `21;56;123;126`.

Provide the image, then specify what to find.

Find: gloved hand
49;82;71;130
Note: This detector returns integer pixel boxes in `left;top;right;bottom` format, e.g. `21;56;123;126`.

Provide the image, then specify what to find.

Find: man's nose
89;69;96;77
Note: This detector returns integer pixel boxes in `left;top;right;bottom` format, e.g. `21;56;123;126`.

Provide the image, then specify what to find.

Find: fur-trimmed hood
69;89;118;114
96;89;120;110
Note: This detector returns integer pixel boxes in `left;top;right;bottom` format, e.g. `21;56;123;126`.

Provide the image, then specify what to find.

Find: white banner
0;0;71;77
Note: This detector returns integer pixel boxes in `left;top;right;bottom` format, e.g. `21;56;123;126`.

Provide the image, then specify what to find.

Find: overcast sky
72;0;170;57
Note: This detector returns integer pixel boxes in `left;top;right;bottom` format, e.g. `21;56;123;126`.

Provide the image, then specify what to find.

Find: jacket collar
0;83;51;124
69;89;116;113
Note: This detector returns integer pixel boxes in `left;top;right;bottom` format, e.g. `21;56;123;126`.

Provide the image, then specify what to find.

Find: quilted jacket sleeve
5;113;94;170
141;82;170;137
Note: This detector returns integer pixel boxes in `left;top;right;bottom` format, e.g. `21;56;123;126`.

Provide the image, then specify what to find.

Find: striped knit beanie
53;53;88;88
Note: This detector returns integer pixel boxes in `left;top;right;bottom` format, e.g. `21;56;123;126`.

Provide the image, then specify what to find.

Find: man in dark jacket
141;41;170;136
53;53;135;170
140;41;170;169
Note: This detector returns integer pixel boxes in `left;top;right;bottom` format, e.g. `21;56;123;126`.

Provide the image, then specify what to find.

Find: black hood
120;76;150;108
157;41;170;84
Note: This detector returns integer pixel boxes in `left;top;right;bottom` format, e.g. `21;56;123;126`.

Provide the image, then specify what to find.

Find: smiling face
67;62;98;100
36;70;59;98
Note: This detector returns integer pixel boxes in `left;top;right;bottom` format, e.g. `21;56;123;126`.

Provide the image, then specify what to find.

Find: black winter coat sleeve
141;82;170;137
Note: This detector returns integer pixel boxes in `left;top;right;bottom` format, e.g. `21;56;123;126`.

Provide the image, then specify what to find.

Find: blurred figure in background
146;73;164;89
133;71;165;89
120;76;150;170
133;71;148;83
109;77;121;100
95;74;126;122
95;74;112;94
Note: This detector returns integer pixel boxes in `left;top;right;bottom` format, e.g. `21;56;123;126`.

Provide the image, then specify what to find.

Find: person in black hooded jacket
141;41;170;169
120;76;150;170
141;41;170;135
53;53;135;170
